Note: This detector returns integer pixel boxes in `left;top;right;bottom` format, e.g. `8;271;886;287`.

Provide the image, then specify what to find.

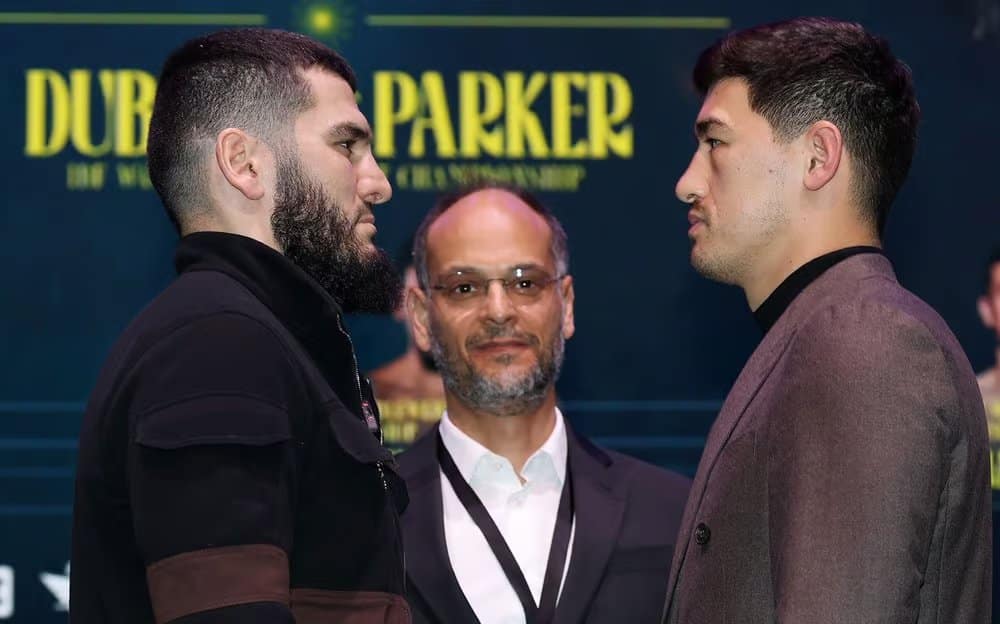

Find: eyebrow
439;263;548;275
324;122;371;143
695;117;731;139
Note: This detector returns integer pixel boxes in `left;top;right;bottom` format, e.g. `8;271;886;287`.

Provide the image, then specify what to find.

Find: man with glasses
397;183;690;624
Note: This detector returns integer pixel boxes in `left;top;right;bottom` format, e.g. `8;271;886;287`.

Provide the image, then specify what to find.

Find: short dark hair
412;182;569;289
693;17;920;235
147;28;357;231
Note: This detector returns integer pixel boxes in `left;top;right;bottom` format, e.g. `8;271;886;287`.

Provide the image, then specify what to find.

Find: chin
356;239;379;254
690;249;721;280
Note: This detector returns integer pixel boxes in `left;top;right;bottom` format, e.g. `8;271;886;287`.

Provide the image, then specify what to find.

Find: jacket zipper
334;314;406;587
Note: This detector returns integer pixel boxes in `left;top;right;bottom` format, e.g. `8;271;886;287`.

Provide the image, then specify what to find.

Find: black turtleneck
753;246;884;333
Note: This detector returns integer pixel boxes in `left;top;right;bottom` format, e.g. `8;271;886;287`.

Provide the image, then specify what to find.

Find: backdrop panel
0;0;997;620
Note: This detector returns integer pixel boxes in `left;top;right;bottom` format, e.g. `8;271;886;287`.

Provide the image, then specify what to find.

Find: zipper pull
362;400;381;440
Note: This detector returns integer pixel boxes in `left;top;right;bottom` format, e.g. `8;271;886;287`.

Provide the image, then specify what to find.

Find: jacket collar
175;231;344;333
174;231;365;420
398;422;627;623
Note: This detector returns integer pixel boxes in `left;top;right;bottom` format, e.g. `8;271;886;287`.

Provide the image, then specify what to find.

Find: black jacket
398;423;690;624
71;232;410;623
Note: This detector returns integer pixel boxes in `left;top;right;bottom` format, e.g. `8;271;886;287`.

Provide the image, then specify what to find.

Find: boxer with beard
72;28;409;624
395;183;690;624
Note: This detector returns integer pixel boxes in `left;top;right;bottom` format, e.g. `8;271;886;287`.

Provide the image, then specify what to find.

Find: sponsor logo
39;562;69;612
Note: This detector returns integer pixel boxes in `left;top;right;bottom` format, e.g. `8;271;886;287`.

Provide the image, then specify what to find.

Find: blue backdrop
1;0;997;620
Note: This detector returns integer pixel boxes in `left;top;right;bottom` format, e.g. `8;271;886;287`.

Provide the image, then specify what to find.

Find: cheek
430;312;473;351
526;308;564;342
715;159;775;221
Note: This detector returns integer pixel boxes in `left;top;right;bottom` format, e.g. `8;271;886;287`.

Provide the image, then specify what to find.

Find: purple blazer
664;253;992;623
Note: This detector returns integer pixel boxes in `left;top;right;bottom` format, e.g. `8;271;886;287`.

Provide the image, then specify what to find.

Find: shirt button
695;523;711;546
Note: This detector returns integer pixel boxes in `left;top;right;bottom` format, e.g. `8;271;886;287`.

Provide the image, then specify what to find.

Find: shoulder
791;279;968;383
779;281;981;437
121;270;286;356
122;307;311;454
396;428;439;484
573;432;691;502
119;278;307;430
607;449;691;497
573;437;691;533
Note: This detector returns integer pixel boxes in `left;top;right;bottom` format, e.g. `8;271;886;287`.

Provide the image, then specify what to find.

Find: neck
445;390;558;473
743;222;879;311
183;211;281;253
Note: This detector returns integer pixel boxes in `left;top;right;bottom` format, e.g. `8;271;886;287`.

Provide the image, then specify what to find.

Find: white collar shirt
438;408;575;624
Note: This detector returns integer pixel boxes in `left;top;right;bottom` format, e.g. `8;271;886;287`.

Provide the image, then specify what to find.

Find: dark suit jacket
664;253;992;623
399;423;691;623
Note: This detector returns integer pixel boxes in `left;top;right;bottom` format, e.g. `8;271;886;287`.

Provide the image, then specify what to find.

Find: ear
215;128;266;200
407;287;433;352
979;295;996;329
560;275;575;340
802;121;843;192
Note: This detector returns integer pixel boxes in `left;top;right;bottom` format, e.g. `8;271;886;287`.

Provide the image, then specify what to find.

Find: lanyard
436;432;574;624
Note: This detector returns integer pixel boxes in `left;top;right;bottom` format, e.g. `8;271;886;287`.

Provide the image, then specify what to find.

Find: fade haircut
693;17;920;235
412;182;570;289
147;28;357;231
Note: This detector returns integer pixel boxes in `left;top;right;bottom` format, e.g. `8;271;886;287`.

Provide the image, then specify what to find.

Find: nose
675;153;706;205
483;281;516;325
358;152;393;205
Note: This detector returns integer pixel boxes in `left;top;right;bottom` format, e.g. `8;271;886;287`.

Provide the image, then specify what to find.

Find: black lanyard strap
436;431;574;624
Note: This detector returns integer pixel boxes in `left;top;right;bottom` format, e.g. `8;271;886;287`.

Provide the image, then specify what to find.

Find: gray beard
429;321;565;417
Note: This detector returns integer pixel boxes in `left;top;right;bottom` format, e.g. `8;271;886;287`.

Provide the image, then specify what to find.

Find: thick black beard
270;155;402;313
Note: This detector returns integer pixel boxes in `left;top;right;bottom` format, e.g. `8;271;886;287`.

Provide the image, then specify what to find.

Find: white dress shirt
439;409;575;624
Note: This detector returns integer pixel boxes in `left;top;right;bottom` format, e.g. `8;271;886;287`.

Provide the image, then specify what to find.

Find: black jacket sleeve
126;313;304;622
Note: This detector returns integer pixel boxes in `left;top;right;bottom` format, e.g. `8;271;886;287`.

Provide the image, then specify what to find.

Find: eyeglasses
429;267;565;306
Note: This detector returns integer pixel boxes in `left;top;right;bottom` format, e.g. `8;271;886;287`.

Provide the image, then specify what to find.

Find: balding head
406;183;574;417
412;183;568;291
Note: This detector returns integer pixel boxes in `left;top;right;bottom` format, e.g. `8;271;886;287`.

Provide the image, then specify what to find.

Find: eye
512;278;539;292
447;281;481;300
334;140;357;157
704;137;723;150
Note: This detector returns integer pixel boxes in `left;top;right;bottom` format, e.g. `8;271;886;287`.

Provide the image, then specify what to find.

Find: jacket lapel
399;429;479;624
554;429;626;624
662;318;797;613
662;252;898;617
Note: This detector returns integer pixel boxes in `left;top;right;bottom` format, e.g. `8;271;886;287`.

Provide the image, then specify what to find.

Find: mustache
465;325;540;350
353;204;374;226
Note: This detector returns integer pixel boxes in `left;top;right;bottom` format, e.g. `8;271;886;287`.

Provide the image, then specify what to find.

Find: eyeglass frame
426;266;568;306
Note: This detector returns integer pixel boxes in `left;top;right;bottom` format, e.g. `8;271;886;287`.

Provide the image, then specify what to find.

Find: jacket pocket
135;393;291;449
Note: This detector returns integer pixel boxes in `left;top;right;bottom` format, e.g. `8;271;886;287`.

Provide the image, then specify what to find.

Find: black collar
174;231;365;419
175;231;343;333
753;246;884;333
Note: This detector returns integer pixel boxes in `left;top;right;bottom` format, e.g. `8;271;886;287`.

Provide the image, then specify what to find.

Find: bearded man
397;184;690;624
71;28;409;623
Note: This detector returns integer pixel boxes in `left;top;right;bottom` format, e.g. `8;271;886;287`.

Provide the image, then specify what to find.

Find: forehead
426;190;554;272
296;67;368;130
696;77;764;134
